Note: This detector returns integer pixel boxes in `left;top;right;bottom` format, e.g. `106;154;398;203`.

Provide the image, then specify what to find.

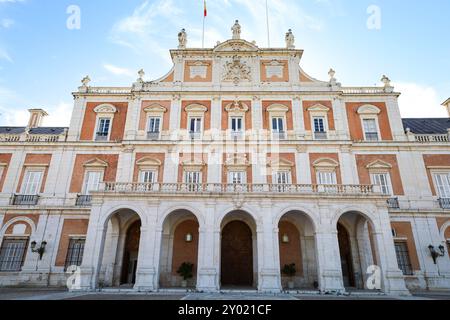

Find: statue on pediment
285;29;295;49
178;28;187;49
232;20;241;40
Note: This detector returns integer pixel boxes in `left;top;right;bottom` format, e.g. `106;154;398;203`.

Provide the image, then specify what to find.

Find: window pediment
357;104;381;115
84;158;108;168
268;158;294;169
225;101;249;114
94;104;117;114
225;154;250;169
313;158;339;169
185;104;208;114
136;157;162;167
182;160;205;172
307;104;330;113
267;104;289;117
366;160;392;170
143;104;167;115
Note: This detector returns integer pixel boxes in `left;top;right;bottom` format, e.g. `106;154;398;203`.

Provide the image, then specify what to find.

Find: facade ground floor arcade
75;194;411;295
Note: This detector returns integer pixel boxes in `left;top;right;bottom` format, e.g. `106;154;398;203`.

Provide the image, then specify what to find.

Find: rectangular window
317;171;337;185
0;238;28;272
21;170;43;195
434;173;450;198
97;118;111;139
371;173;392;195
231;117;243;133
275;172;290;184
185;171;201;192
140;170;156;184
363;119;379;141
229;171;246;184
272;118;284;133
64;238;85;270
83;171;103;195
394;241;413;276
148;117;161;133
313;117;325;133
189;118;202;133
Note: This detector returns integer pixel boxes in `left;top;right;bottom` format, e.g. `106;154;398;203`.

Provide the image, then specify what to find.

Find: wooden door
221;221;253;287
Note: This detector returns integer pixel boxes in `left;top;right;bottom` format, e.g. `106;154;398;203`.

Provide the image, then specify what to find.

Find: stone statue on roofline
285;29;295;49
178;28;187;49
232;20;241;40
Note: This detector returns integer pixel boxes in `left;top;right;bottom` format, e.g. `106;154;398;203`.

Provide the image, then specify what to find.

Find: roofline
442;98;450;106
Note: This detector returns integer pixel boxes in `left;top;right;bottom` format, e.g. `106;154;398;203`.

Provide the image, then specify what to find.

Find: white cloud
0;18;14;29
0;47;12;62
41;101;72;127
395;82;447;118
103;63;134;77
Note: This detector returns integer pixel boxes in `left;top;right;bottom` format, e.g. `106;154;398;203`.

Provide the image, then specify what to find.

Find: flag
204;0;207;17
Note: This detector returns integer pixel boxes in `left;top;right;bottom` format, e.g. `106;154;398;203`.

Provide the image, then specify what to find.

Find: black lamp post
428;245;445;264
31;241;47;260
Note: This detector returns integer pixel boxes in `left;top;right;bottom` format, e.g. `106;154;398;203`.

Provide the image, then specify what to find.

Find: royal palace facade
0;23;449;295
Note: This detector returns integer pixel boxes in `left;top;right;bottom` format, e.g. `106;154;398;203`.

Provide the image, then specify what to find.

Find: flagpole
265;0;270;47
202;16;205;48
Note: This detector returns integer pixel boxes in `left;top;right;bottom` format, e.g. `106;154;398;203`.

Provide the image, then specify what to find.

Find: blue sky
0;0;449;126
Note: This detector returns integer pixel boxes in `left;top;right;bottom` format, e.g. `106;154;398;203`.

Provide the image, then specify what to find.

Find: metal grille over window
64;238;85;270
394;241;413;276
0;238;28;272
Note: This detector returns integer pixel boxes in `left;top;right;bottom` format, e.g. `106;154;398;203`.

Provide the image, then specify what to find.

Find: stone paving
0;288;449;300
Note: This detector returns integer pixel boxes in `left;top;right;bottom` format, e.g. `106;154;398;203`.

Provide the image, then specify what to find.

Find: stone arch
216;205;261;231
0;217;36;239
331;206;380;233
99;204;147;229
158;205;205;231
274;206;319;231
439;220;450;239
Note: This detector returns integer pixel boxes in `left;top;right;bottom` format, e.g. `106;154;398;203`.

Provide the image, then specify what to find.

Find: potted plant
177;262;194;288
282;263;296;290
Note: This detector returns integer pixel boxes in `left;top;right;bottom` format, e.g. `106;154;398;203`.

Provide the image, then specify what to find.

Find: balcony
100;183;379;197
147;132;160;140
414;134;449;143
11;194;39;206
272;131;287;140
95;132;109;141
230;131;244;140
314;131;328;140
438;198;450;209
387;197;400;209
75;195;92;206
189;132;201;140
365;132;380;141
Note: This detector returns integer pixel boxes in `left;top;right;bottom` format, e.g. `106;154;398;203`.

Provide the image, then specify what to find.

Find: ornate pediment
225;154;250;168
136;157;162;167
143;104;167;114
313;158;339;169
213;39;259;53
225;101;249;113
222;56;252;85
94;104;117;114
366;160;392;170
357;104;381;115
84;158;108;168
268;158;294;169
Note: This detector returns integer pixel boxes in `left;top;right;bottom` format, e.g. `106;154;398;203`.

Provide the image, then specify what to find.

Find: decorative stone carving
81;75;91;87
231;20;241;40
178;28;187;49
222;56;251;84
225;101;249;113
285;29;295;49
93;104;117;114
137;69;145;82
264;60;284;79
381;75;391;87
189;61;208;79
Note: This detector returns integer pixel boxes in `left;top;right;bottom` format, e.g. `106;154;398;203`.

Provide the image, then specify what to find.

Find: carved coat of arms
222;56;252;85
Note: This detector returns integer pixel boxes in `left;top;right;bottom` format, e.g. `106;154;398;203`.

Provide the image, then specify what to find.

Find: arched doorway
221;221;253;287
159;210;199;288
278;211;318;290
336;212;379;290
337;223;355;288
120;220;141;285
220;211;257;289
97;209;142;288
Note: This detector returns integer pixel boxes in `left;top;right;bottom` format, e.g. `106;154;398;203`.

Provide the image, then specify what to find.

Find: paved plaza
0;288;449;300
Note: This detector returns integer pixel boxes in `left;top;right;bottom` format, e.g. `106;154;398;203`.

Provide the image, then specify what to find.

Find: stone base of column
384;270;411;296
258;269;281;293
196;268;219;292
134;267;157;292
424;272;450;291
319;270;345;294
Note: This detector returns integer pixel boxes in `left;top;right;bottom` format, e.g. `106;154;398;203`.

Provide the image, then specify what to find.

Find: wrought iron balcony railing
99;183;379;196
75;195;92;206
438;198;450;209
11;194;40;206
387;197;400;209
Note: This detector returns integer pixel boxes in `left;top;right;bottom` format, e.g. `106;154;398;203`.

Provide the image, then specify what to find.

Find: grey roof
402;118;450;134
0;127;26;134
28;127;67;135
0;127;67;135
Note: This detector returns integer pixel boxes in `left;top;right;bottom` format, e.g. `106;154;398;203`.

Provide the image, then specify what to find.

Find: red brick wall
55;219;89;267
16;154;52;193
171;220;199;274
0;153;12;192
346;102;393;141
279;221;303;276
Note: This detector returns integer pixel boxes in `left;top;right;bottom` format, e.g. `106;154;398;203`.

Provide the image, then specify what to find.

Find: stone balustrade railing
0;133;67;143
100;182;379;196
342;87;389;94
413;134;450;143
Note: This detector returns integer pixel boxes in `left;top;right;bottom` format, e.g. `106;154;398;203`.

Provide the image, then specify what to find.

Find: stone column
411;217;450;290
124;96;141;140
257;201;282;292
134;201;160;291
372;207;410;295
116;146;135;183
67;96;87;142
332;97;349;140
339;146;358;185
292;96;305;138
196;202;219;292
78;202;106;290
295;146;311;184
